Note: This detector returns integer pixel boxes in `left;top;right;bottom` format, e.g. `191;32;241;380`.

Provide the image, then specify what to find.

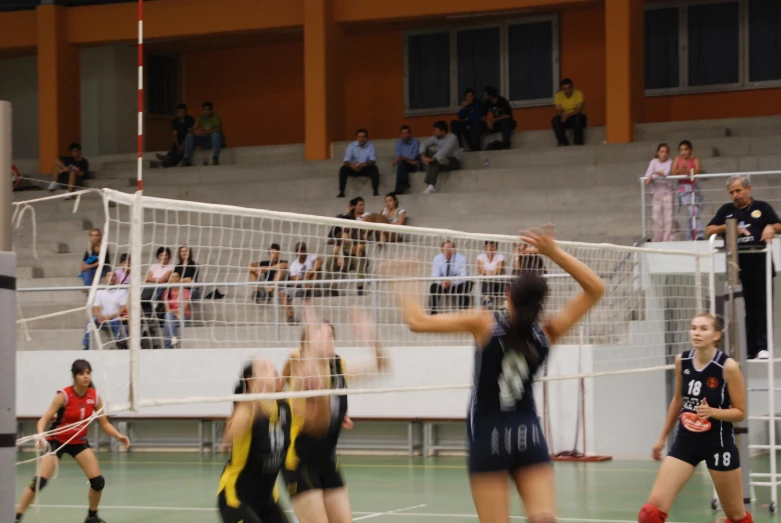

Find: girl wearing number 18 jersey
640;313;751;523
400;226;605;523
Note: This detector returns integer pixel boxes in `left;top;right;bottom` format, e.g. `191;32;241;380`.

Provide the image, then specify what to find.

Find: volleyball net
12;188;716;457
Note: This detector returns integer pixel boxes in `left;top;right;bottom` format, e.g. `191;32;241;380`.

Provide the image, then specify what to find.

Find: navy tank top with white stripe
678;349;733;445
470;311;550;417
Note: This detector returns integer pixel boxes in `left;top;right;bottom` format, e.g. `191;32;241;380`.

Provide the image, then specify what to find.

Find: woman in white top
477;240;505;308
379;192;406;243
145;246;175;300
645;143;674;242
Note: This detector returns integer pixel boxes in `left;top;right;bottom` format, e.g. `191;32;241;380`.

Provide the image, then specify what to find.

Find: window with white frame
404;16;559;116
645;0;781;94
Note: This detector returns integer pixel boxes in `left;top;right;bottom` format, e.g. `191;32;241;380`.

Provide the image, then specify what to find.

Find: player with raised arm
639;313;750;523
399;225;605;523
283;309;387;523
15;359;130;523
218;359;292;523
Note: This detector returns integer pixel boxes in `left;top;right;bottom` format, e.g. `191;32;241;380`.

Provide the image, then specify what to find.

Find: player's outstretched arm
37;393;66;437
523;225;605;345
653;355;684;461
96;398;130;449
345;310;390;378
696;359;746;423
400;281;493;345
224;402;252;443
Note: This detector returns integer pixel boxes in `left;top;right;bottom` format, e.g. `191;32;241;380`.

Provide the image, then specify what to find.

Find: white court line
353;504;428;521
31;505;704;523
31;504;374;514
383;515;698;523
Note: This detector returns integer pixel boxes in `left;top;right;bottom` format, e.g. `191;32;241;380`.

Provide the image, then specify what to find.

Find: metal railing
640;169;781;242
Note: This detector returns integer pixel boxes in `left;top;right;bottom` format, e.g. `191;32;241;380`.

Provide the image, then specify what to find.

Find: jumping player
639;313;750;523
282;310;387;523
15;359;130;523
218;359;291;523
399;225;605;523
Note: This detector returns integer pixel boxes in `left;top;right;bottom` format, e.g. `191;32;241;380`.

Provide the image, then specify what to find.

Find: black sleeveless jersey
218;400;291;499
678;349;734;444
470;312;550;418
288;354;348;466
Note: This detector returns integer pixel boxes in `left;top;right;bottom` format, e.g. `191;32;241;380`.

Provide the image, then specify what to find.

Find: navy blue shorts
467;413;551;474
668;436;740;471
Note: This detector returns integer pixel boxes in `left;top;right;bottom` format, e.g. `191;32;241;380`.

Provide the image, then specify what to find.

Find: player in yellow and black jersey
282;312;387;523
217;359;291;523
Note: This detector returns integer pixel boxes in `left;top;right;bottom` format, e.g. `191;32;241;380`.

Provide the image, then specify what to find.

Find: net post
0;100;16;523
695;255;703;313
725;218;751;511
640;177;647;240
129;191;143;411
765;245;777;510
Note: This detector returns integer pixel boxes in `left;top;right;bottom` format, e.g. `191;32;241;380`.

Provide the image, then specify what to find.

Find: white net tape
14;188;714;417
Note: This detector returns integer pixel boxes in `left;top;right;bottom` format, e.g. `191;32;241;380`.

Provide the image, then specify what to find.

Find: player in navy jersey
400;225;605;523
218;358;291;523
282;309;387;523
15;359;130;523
640;313;750;523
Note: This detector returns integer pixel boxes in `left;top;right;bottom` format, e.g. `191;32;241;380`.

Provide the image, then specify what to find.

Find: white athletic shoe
756;349;770;360
423;185;436;194
47;182;58;191
171;336;178;348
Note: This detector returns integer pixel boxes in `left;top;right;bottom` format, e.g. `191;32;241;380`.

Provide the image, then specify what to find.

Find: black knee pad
89;475;105;492
28;476;48;492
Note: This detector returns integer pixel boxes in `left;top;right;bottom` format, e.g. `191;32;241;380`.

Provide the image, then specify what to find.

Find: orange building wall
644;88;781;123
181;39;305;147
340;5;606;141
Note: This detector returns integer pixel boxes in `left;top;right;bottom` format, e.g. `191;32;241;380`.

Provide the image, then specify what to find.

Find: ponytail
507;272;548;362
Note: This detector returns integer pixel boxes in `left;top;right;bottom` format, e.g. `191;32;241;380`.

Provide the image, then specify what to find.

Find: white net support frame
78;188;717;413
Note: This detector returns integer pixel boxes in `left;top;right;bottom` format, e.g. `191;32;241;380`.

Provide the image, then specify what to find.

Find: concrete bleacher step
17;303;87;330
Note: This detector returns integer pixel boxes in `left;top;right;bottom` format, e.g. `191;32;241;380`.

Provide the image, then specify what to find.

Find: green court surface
14;452;778;522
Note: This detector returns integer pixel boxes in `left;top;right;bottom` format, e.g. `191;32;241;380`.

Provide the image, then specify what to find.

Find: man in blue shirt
430;240;473;314
392;125;420;194
338;128;379;198
450;88;483;151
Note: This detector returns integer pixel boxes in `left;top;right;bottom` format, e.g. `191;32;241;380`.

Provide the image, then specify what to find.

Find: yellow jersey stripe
217;409;254;507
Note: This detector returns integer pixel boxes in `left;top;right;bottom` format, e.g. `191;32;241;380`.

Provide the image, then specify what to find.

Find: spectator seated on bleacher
248;242;289;304
477;240;505;309
80;228;111;287
83;271;127;350
143;246;175;307
552;78;587;146
672;140;704;240
379;192;406;243
429;240;472;314
114;253;131;285
482;86;516;150
451;87;484;151
49;142;89;199
162;272;191;349
281;242;322;324
182;101;224;167
338;129;380;198
421;121;460;195
327;197;369;295
392;125;420;195
157;103;195;168
174;245;201;299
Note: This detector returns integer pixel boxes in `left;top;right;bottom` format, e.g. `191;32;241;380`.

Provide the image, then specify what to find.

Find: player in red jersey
15;359;130;523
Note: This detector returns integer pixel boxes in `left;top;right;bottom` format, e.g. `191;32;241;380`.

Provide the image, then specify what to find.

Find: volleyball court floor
15;452;779;523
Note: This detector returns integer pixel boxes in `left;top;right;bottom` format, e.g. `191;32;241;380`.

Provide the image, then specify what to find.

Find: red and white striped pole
137;0;144;193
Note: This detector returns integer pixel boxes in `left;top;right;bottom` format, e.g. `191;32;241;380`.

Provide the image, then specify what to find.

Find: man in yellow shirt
552;78;587;146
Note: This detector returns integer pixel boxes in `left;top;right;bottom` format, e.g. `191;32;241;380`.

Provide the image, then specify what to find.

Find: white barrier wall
16;342;669;459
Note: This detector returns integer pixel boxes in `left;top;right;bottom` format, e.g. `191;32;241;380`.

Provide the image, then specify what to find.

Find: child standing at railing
673;140;704;240
645;143;674;242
